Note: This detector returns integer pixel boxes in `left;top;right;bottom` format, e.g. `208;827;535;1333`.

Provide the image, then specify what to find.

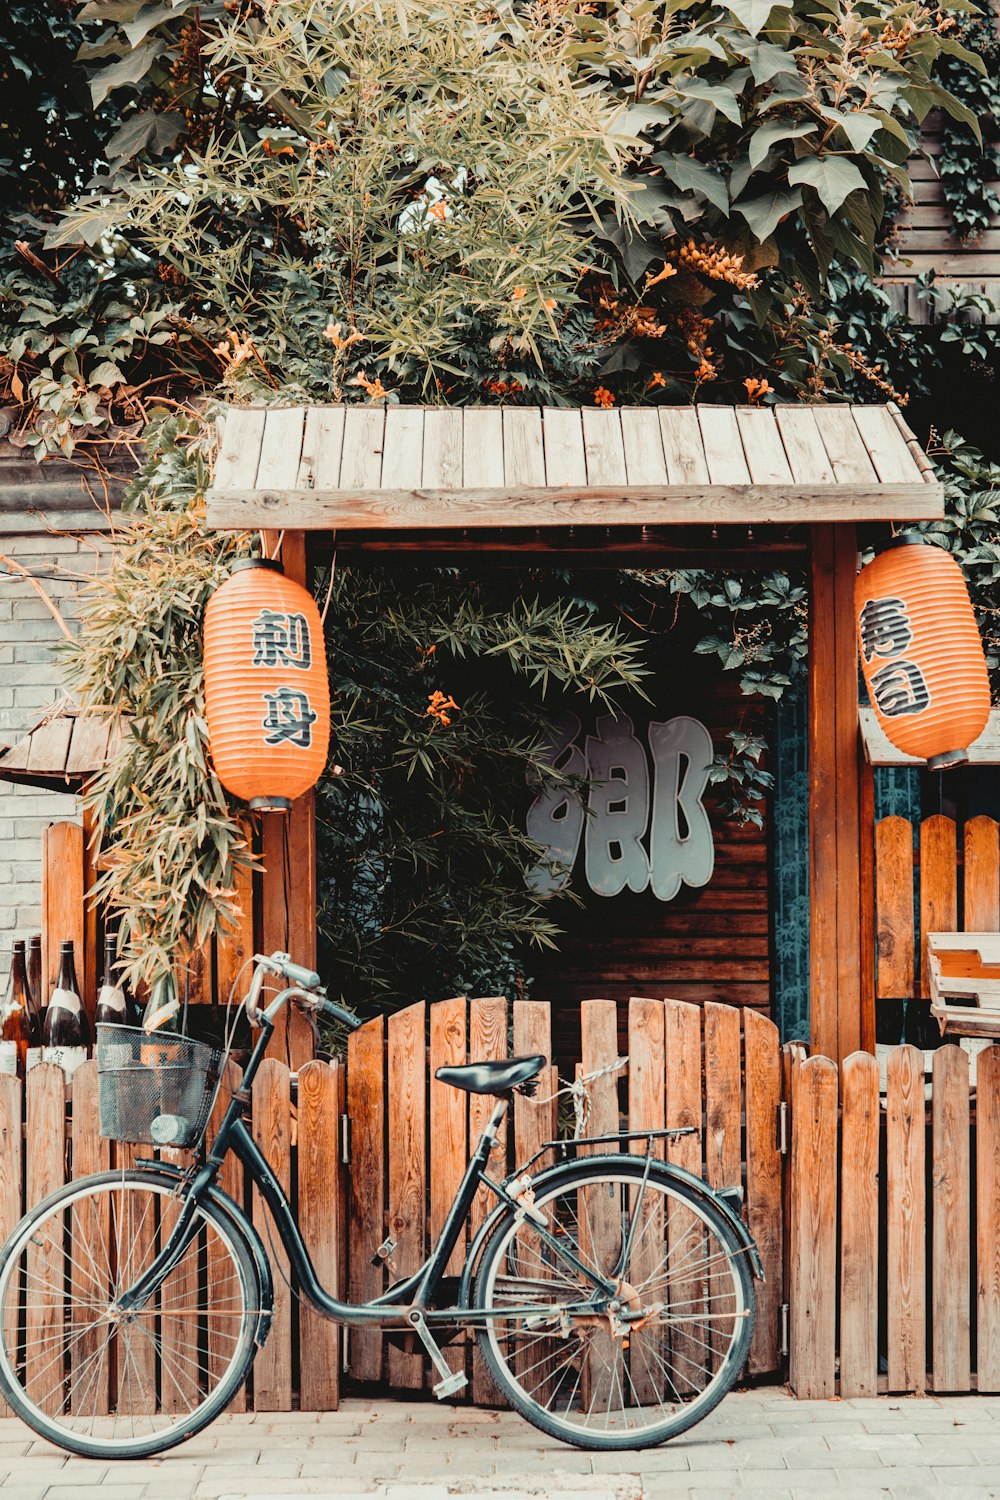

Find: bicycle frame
117;1005;620;1331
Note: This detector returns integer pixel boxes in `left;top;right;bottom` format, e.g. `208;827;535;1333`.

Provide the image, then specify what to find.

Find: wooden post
258;529;317;1069
809;523;868;1061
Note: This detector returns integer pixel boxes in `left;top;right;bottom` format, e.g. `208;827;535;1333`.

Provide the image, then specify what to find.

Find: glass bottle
12;940;41;1046
95;934;128;1029
27;936;42;1039
2;944;33;1071
43;940;91;1049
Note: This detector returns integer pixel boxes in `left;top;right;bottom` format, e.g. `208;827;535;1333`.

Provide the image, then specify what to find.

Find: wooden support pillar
809;523;872;1061
258;529;318;1069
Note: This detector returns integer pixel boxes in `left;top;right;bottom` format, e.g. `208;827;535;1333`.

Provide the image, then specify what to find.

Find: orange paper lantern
855;535;990;769
204;559;330;810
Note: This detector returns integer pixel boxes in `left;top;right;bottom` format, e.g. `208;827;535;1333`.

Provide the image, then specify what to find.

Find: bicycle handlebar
248;952;362;1032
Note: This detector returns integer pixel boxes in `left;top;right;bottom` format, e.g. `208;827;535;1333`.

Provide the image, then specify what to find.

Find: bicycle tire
0;1168;262;1459
474;1155;755;1450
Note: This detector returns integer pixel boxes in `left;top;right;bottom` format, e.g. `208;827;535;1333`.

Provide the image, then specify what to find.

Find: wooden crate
927;932;1000;1037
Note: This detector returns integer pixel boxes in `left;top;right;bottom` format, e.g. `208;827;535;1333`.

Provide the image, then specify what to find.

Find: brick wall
0;534;109;953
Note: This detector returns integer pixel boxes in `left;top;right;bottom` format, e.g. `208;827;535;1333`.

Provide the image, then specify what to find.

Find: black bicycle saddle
434;1054;546;1096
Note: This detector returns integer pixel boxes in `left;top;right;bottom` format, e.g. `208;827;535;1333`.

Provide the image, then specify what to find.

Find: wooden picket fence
789;1040;1000;1397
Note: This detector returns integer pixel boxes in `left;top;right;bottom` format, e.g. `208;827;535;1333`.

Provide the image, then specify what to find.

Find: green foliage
59;411;257;1008
934;10;1000;243
316;566;648;1009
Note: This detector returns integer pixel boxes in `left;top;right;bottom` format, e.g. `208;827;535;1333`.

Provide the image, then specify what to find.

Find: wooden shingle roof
0;706;119;792
205;402;942;532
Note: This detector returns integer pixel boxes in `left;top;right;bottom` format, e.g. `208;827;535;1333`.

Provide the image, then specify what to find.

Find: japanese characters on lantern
526;712;715;901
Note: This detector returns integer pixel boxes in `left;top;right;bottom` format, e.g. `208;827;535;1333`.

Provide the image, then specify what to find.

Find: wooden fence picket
977;1046;1000;1392
920;816;957;997
704;1002;741;1194
429;998;468;1387
932;1045;970;1391
964;817;1000;932
744;1009;782;1374
347;1016;385;1383
875;815;914;1001
627;999;666;1397
788;1056;837;1398
251;1058;293;1410
579;1000;621;1407
663;1000;703;1394
25;1063;66;1415
207;1060;245;1412
886;1043;925;1392
70;1061;109;1417
468;997;507;1406
298;1059;341;1411
0;1075;20;1418
387;1002;426;1391
838;1052;879;1397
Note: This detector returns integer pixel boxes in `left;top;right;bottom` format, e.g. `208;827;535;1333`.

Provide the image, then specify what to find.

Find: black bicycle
0;951;760;1459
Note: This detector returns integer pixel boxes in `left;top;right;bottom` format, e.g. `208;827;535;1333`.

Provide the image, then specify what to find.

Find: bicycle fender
457;1152;763;1308
151;1162;275;1347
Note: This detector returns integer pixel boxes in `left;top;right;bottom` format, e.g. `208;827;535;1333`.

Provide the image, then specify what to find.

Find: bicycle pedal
433;1369;468;1400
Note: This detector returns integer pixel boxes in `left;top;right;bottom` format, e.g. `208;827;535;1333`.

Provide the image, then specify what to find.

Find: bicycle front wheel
0;1169;260;1459
474;1157;755;1450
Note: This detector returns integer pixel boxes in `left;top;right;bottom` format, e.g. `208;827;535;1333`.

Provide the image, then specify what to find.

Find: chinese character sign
855;537;989;770
204;560;331;811
526;712;715;901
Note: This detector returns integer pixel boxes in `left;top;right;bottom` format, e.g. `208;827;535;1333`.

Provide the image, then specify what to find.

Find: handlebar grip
320;998;363;1032
281;958;321;990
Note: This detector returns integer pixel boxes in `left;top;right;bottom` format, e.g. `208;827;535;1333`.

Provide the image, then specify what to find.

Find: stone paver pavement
2;1391;1000;1500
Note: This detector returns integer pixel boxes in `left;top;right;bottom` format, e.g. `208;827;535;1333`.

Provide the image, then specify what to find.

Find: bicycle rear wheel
474;1157;755;1449
0;1169;260;1459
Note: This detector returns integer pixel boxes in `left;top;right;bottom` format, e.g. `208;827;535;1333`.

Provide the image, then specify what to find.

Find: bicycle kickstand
405;1309;469;1399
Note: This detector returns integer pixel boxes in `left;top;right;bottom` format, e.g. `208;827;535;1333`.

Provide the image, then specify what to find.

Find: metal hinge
340;1113;351;1165
780;1302;789;1357
777;1101;788;1155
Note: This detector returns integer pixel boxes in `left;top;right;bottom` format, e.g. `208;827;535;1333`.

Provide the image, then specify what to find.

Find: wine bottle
1;944;33;1072
12;940;41;1046
27;936;43;1041
95;935;128;1029
43;940;91;1050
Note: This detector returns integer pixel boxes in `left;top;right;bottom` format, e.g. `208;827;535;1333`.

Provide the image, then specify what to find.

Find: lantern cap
927;748;970;771
249;795;292;813
885;530;933;551
230;557;284;575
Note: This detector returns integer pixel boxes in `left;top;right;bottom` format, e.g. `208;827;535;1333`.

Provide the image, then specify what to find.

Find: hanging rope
533;1055;628;1140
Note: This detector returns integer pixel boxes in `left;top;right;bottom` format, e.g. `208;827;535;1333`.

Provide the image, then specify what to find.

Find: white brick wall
0;534;110;959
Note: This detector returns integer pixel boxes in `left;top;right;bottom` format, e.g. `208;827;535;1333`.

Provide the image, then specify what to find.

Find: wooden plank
703;1003;741;1192
25;1063;66;1416
780;1042;807;1384
838;1052;879;1397
698;407;751;484
931;1044;970;1391
251;1058;293;1411
114;1143;157;1414
378;407;423;490
501;409;545;487
255;407;306;491
774;407;836;483
851;406;923;483
859;749;876;1056
579;1000;622;1407
541;408;587;487
744;1009;782;1374
206;480;943;530
788;1056;838;1398
339;406;386;489
876;816;915;999
512;999;554;1403
26;717;72;777
664;999;706;1394
833;523;862;1061
735;410;793;484
809;526;837;1061
658;408;710;483
214;407;266;491
387;1002;427;1391
462;409;505;489
298;1059;341;1411
965;816;1000;932
56;716;112;780
886;1044;925;1392
42;820;85;1023
978;1046;1000;1391
620;408;668;486
812;407;879;483
347;1016;385;1384
627;998;665;1398
159;1141;201;1414
863;704;1000;766
69;1062;110;1418
216;824;254;1010
206;1059;245;1412
920;815;958;998
0;1077;19;1418
421;409;463;489
581;408;627;485
296;406;345;492
468;997;507;1406
430;999;468;1278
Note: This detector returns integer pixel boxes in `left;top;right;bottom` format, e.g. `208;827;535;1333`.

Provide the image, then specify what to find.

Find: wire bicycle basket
96;1024;224;1148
